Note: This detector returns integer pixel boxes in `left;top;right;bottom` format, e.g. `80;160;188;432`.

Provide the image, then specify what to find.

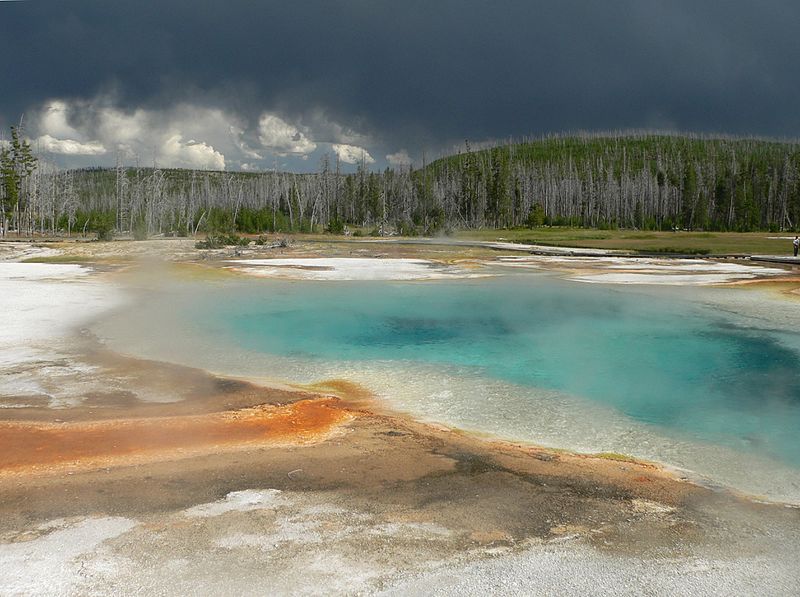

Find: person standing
794;235;800;257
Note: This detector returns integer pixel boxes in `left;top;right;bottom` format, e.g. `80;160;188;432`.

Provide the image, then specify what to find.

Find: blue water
179;276;800;470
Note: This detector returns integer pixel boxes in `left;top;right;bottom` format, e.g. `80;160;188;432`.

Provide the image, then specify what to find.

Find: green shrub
646;247;711;255
205;208;235;233
398;220;418;236
132;219;148;241
89;212;115;241
327;218;345;234
195;233;249;249
527;204;545;228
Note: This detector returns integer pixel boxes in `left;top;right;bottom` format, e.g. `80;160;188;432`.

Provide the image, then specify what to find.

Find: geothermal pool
97;269;800;503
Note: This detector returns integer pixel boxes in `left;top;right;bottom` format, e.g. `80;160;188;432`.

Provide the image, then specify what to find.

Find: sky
1;1;799;172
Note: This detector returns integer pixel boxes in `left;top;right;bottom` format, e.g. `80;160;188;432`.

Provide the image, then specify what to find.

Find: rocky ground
1;238;799;595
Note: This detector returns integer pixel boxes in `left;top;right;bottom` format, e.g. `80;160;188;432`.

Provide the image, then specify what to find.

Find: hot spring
96;266;800;503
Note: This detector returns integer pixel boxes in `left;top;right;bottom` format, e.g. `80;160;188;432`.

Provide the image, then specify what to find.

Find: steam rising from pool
95;271;800;503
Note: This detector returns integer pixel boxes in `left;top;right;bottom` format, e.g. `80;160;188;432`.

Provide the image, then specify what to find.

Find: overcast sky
2;1;799;172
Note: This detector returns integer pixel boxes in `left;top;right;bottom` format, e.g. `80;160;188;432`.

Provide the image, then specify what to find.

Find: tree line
2;131;800;238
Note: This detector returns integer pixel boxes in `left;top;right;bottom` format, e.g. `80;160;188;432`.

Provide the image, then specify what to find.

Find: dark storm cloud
2;0;799;164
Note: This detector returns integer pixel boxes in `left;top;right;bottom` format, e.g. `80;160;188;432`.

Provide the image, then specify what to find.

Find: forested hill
8;134;800;237
427;134;800;232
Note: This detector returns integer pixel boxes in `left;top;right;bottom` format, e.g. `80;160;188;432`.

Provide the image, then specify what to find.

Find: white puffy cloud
29;98;228;170
38;100;81;139
35;134;107;156
332;143;375;165
93;105;227;169
230;126;263;160
386;149;412;167
161;134;226;170
95;106;147;151
257;114;317;155
306;109;371;146
27;97;386;171
33;100;107;156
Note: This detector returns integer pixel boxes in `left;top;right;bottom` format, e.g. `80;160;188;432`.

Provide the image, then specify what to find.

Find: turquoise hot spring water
97;271;800;503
